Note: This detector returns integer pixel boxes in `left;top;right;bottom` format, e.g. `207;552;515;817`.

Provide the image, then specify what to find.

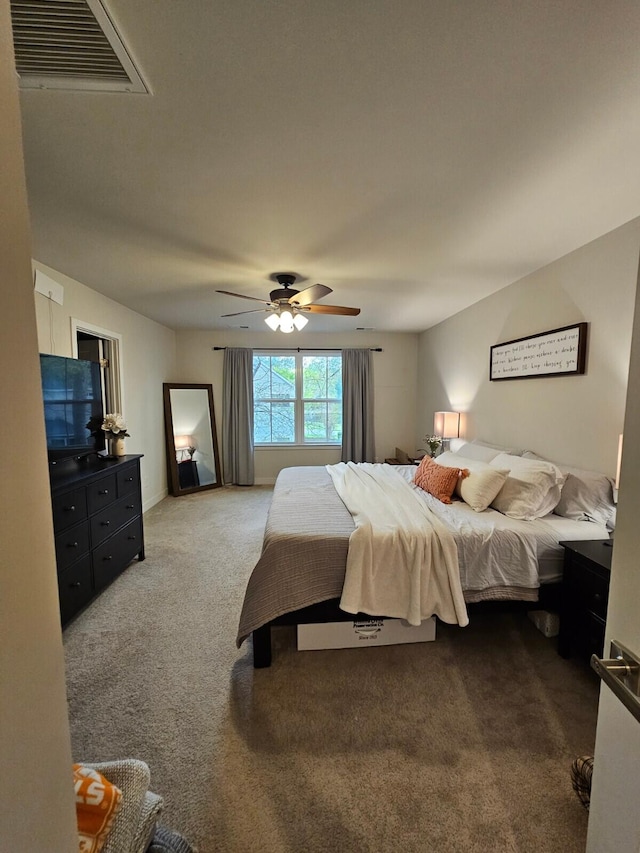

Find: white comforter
326;462;469;627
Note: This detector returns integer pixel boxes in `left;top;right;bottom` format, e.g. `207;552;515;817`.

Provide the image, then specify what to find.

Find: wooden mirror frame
163;383;222;496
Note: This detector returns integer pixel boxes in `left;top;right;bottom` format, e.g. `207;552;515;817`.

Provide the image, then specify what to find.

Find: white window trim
253;350;342;447
71;318;124;416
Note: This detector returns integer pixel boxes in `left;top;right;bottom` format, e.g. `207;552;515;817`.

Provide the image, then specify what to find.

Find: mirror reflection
163;383;222;495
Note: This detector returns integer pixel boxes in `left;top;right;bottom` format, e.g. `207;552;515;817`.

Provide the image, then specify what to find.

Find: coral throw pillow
414;456;467;504
73;764;123;853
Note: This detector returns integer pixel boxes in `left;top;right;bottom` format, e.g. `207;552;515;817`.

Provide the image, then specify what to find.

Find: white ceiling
16;0;640;333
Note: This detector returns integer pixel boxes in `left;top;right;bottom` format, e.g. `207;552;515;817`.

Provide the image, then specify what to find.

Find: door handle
591;640;640;725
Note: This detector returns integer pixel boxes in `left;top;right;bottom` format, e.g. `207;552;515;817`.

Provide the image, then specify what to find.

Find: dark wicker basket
571;755;594;810
148;825;195;853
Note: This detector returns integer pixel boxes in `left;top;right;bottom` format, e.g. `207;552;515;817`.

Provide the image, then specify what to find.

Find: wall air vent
10;0;149;93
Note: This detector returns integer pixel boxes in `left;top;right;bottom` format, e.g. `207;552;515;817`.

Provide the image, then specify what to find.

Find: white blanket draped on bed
326;462;469;627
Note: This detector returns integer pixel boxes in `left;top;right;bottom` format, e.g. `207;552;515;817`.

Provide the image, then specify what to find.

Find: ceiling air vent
10;0;149;93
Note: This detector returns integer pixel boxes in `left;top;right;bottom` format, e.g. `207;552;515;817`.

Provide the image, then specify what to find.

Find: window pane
253;356;271;398
254;401;295;443
328;401;342;442
254;402;273;443
271;401;295;442
326;356;342;399
253;355;295;400
302;356;327;399
304;401;327;441
270;356;296;399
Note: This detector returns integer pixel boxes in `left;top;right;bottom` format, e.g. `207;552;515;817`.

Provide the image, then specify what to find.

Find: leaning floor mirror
163;383;222;496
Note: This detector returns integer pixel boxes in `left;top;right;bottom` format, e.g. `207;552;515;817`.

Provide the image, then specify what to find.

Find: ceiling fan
217;273;360;332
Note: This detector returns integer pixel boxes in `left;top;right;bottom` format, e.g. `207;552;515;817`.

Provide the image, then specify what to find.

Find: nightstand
178;459;200;489
557;539;613;663
385;448;420;465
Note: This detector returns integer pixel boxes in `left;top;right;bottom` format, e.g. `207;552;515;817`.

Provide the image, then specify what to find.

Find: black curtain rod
212;346;383;352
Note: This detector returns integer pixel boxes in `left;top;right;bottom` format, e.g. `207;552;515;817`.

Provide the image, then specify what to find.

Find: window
253;352;342;445
72;319;123;417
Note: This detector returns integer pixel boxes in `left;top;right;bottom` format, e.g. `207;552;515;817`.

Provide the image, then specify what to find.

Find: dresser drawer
52;487;88;531
90;494;142;547
55;521;91;572
93;518;143;591
116;464;138;497
58;556;93;625
558;540;612;662
575;611;606;660
86;474;118;514
574;563;609;620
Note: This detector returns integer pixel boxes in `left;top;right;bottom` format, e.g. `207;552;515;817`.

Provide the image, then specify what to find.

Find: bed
237;444;614;667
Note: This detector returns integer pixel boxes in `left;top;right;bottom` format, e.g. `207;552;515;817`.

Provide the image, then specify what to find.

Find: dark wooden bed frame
251;583;562;667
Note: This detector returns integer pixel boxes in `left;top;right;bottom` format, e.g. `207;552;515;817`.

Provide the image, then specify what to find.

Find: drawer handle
101;521;111;527
67;542;79;548
64;505;76;512
103;555;113;561
69;581;82;588
126;504;135;509
593;593;603;602
99;489;109;495
125;477;133;482
128;535;137;541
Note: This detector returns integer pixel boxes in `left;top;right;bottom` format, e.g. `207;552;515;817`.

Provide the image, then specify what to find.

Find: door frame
586;250;640;851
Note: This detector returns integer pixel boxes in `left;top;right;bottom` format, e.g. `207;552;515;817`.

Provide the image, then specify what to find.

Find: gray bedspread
237;466;354;646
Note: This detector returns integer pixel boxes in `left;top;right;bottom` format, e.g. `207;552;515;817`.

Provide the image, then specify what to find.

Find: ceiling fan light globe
265;313;280;331
293;313;308;330
279;310;294;333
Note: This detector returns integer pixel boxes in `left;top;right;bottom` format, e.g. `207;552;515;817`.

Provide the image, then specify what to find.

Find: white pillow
489;453;565;520
435;452;509;512
522;451;615;525
451;441;502;463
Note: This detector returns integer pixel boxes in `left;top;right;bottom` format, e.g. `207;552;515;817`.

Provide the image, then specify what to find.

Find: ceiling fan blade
304;304;360;316
221;308;268;317
289;283;332;307
217;289;272;305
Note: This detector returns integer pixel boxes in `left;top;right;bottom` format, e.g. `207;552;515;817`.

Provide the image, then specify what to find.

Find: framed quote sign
490;322;588;381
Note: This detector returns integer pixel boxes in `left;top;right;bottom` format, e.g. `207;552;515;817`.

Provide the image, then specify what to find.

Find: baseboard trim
254;477;277;486
143;488;168;513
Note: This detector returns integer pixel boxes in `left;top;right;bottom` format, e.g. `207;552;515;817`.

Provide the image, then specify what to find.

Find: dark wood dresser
50;454;145;625
557;539;612;663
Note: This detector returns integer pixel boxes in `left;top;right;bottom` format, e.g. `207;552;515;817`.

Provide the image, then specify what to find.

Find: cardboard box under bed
297;616;436;650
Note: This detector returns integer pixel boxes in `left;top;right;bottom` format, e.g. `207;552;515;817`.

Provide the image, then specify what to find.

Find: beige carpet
63;485;598;853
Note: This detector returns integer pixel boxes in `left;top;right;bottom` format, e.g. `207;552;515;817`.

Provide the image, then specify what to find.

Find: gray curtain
341;348;375;462
222;348;254;485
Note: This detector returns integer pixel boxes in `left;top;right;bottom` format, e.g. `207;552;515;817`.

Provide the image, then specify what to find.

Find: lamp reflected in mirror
163;384;222;495
174;434;196;461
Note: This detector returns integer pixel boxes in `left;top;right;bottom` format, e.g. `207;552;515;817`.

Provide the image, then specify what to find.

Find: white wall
34;262;178;510
417;219;640;474
0;2;77;847
175;329;419;483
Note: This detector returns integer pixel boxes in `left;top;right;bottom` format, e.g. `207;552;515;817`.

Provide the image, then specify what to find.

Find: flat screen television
39;354;104;463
